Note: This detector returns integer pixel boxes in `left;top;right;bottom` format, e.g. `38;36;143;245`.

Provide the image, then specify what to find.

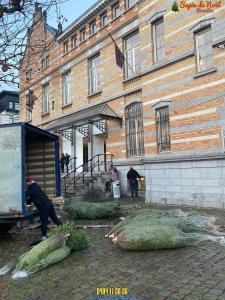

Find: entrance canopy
44;103;122;132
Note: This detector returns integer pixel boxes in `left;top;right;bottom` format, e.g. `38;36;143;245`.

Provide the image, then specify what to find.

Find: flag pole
105;28;136;75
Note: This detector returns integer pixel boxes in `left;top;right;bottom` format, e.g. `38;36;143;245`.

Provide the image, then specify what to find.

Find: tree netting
66;201;121;220
0;223;89;278
107;209;224;251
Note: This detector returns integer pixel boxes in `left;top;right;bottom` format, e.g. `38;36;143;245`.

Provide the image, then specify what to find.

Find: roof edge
57;0;111;42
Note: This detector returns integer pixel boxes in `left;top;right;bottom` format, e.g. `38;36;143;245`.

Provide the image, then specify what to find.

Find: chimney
43;10;47;25
57;22;63;35
33;2;42;23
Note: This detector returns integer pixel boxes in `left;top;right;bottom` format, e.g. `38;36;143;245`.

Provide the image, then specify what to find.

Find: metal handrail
62;153;113;195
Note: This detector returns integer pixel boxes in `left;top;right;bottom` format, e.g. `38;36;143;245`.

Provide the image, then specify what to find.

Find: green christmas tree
172;1;179;12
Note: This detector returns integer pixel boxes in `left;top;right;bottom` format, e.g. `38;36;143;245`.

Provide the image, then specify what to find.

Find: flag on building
106;28;125;69
115;43;124;69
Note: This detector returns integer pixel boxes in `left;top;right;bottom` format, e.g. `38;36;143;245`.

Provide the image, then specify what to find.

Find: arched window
125;102;144;157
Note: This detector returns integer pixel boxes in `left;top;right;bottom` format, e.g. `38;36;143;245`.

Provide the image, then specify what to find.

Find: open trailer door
0;123;60;234
0;124;24;214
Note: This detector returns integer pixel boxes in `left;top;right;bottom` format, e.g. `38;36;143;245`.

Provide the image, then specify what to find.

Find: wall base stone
117;158;225;209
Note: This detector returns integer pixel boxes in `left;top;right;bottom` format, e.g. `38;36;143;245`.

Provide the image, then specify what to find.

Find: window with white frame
15;103;20;111
90;20;97;35
126;0;138;9
125;102;144;157
71;35;77;48
26;69;32;81
156;106;171;152
9;101;14;110
124;31;140;79
62;71;72;106
152;17;165;63
80;28;86;43
89;54;101;94
42;83;49;114
26;94;32;121
195;27;213;73
41;55;49;69
112;2;120;19
100;12;108;28
63;41;69;54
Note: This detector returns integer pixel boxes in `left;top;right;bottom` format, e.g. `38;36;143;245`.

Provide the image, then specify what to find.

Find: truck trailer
0;123;61;234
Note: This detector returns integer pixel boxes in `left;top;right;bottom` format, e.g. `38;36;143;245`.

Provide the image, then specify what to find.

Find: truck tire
0;223;14;235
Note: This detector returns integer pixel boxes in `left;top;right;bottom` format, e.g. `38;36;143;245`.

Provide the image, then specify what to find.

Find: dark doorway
83;137;88;171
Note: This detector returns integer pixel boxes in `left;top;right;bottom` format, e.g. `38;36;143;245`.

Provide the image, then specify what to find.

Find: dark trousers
61;164;64;173
129;180;138;198
65;164;69;174
105;180;112;192
39;203;62;237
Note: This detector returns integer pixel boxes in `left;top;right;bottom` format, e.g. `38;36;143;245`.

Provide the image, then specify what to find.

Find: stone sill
63;51;69;57
193;68;217;79
42;66;50;71
88;90;102;99
123;4;136;15
123;74;141;84
114;153;225;166
110;15;121;24
89;32;98;38
42;112;50;117
62;103;72;109
79;39;88;46
99;24;108;32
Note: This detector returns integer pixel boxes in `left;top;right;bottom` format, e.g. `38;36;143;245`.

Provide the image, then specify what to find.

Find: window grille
125;102;144;157
156;106;171;152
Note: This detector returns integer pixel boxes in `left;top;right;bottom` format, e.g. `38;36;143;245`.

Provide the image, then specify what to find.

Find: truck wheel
0;224;14;235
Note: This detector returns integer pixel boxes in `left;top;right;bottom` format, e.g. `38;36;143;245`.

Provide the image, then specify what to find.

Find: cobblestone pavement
1;202;225;300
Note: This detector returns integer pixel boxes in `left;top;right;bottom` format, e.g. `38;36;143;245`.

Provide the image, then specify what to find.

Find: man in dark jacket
127;167;141;199
60;153;65;173
25;178;62;239
65;153;70;174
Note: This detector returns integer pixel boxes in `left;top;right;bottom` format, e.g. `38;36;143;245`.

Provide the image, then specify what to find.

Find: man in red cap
26;178;62;240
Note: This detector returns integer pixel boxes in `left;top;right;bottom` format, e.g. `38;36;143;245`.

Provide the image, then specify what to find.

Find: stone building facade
20;0;225;207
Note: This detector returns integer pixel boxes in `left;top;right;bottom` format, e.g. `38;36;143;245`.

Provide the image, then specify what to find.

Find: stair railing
62;153;113;195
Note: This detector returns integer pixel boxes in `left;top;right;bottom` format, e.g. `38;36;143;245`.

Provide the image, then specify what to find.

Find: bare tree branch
0;0;67;88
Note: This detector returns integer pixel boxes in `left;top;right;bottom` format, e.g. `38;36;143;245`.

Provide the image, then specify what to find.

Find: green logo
172;1;180;12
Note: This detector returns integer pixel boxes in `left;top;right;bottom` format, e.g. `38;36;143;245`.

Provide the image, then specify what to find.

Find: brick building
20;0;225;207
0;90;19;124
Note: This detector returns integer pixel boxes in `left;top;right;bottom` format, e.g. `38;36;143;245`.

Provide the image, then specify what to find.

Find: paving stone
1;204;225;300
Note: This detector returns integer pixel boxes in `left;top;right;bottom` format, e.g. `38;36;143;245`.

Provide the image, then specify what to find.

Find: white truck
0;123;61;234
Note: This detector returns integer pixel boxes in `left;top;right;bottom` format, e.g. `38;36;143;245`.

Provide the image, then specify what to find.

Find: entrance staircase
61;154;113;200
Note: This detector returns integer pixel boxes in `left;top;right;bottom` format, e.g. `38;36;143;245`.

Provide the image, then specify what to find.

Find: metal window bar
125;102;144;157
156;107;171;152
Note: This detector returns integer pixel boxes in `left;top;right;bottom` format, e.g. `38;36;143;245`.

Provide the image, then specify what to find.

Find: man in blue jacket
25;178;62;240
